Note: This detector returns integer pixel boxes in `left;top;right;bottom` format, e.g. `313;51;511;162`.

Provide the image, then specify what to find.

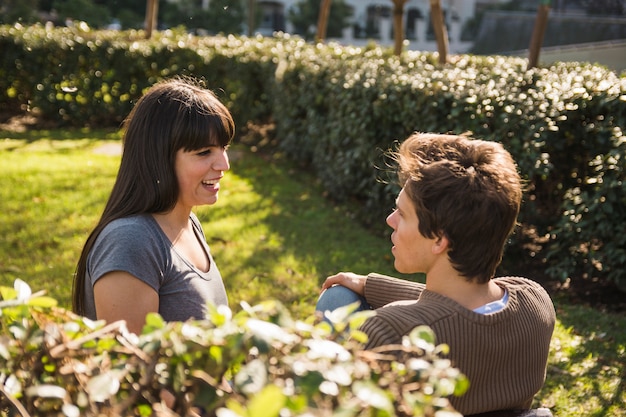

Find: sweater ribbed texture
362;274;556;415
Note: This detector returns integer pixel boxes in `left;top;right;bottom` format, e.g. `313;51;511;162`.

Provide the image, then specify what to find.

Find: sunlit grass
537;303;626;416
0;136;121;305
0;130;624;417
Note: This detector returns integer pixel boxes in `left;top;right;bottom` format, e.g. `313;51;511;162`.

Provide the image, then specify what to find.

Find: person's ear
432;235;449;255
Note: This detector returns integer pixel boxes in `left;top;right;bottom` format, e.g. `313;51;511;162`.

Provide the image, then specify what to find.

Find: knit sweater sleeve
364;273;425;308
360;314;405;350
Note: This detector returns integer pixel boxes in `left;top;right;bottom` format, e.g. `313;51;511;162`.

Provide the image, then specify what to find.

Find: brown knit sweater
361;273;556;415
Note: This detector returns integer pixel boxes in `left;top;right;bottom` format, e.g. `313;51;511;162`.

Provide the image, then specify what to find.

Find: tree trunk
316;0;332;42
429;0;448;65
144;0;158;39
392;0;408;56
528;1;551;69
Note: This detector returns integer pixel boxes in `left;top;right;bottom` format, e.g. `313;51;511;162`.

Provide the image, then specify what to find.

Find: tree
160;0;245;35
0;0;40;25
197;0;245;34
52;0;112;27
288;0;352;41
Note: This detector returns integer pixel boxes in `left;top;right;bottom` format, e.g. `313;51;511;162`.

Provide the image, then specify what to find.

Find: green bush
0;24;274;130
272;50;626;292
0;279;467;416
1;23;625;290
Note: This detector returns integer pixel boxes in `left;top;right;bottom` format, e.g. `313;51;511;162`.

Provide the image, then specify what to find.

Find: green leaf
408;325;436;350
25;384;66;399
209;344;223;365
349;329;369;344
234;358;268;395
347;310;376;331
217;404;246;417
305;339;351;361
0;340;11;360
86;371;121;402
352;381;393;412
143;312;166;332
14;279;32;301
208;303;233;326
62;404;81;417
27;296;58;308
3;374;21;397
136;404;153;416
247;385;285;417
245;319;296;345
453;374;470;397
323;300;362;324
434;411;463;417
0;286;17;301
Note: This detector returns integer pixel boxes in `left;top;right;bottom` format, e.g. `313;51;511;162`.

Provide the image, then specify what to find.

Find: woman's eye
197;148;213;156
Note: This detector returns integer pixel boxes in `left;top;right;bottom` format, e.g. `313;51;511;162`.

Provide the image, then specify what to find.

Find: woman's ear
432;235;449;255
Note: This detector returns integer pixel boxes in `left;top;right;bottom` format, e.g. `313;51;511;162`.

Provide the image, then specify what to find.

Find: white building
250;0;508;53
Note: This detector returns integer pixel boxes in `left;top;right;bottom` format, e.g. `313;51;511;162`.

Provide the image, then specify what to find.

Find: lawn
0;129;624;417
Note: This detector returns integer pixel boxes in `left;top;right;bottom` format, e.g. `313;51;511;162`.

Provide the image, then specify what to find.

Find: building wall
473;11;626;54
253;0;505;53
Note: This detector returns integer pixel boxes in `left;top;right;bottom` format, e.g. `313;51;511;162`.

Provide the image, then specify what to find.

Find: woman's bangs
181;110;234;151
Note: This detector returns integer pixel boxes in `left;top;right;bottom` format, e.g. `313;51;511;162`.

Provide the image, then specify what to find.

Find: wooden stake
316;0;332;43
145;0;158;39
429;0;448;65
392;0;408;56
528;2;551;69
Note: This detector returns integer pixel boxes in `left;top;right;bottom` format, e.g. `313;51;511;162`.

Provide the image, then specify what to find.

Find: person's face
386;187;437;274
174;145;230;209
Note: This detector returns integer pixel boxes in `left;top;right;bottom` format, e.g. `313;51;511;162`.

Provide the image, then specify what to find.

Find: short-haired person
316;133;556;416
73;77;235;335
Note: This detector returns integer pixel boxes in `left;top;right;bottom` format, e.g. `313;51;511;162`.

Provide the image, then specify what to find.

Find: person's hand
321;272;367;296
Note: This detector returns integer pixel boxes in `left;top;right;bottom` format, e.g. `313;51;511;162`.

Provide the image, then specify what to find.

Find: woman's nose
216;149;230;171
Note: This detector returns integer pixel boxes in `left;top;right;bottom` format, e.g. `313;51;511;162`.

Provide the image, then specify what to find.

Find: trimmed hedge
1;24;625;290
0;279;467;416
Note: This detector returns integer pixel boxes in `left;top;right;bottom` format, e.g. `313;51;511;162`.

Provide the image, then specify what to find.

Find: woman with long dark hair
73;77;235;334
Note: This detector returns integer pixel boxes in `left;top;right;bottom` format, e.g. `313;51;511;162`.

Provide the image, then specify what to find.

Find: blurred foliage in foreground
0;279;467;416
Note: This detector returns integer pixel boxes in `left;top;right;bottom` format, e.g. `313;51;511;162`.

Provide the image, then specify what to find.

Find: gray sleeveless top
84;213;228;322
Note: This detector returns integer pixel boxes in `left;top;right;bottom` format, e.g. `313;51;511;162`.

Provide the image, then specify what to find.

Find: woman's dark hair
397;133;522;283
72;77;235;314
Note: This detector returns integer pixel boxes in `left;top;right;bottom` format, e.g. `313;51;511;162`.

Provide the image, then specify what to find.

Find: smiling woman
72;76;236;335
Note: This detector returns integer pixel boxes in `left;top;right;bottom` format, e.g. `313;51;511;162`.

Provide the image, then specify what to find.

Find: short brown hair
397;133;522;283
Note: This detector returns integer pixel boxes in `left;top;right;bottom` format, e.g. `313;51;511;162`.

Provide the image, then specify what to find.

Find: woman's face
174;145;230;210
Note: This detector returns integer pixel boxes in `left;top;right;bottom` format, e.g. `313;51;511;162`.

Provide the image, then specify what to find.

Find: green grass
0;130;624;417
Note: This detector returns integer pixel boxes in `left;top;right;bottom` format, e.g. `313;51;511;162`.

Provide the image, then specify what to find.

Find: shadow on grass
0;128;121;150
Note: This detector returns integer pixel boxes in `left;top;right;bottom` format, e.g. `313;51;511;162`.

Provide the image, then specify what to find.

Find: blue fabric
315;285;372;314
473;289;509;314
